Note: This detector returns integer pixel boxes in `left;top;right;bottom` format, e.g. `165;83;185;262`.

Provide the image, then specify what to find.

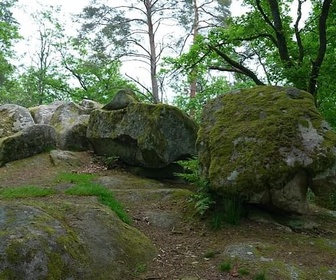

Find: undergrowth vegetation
176;158;244;228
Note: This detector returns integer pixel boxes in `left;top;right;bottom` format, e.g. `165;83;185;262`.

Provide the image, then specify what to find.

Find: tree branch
294;0;305;64
255;0;276;31
124;73;153;102
208;45;265;85
266;0;292;65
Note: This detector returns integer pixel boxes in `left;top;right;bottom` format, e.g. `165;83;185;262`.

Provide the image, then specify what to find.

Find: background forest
0;0;335;126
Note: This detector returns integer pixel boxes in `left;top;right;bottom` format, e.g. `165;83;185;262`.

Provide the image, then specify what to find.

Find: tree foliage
171;0;335;100
60;37;139;103
0;0;19;101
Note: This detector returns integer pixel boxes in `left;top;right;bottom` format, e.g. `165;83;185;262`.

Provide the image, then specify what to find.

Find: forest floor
0;151;335;280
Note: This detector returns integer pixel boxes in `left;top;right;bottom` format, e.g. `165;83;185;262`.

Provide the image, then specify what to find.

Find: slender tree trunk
145;0;160;103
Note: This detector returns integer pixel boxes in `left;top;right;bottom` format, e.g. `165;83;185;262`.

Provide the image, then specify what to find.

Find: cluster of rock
0;90;198;169
1;86;336;214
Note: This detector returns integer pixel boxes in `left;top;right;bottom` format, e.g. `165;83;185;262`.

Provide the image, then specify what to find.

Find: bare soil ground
1;152;335;280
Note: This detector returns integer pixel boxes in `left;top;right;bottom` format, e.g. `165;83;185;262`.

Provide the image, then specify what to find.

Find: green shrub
94;155;120;169
176;159;244;226
176;158;215;216
203;251;217;259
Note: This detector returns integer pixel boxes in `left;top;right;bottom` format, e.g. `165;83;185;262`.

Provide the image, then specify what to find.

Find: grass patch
56;172;96;184
1;173;132;225
0;186;56;199
203;250;217;259
219;261;232;272
254;271;267;280
238;267;250;276
65;181;132;225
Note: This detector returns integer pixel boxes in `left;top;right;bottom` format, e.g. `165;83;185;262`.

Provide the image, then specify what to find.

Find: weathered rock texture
0;125;56;166
50;102;92;151
0;200;156;279
102;89;138;110
0;104;35;138
87;103;198;168
198;86;336;214
29;101;65;125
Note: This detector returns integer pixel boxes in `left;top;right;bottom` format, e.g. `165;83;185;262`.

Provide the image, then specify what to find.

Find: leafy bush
176;158;214;216
176;158;244;227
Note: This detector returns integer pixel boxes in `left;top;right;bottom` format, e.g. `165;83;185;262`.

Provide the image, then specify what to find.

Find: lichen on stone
198;86;336;213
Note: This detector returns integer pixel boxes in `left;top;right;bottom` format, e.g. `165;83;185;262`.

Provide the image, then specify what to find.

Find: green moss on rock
0;199;156;279
198;86;336;210
87;102;198;168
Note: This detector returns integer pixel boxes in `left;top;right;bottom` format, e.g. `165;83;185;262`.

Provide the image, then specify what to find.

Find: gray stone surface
0;104;35;138
87;103;198;168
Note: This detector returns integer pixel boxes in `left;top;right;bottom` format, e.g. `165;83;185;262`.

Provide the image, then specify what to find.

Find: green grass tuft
254;271;267;280
238;267;250;276
56;172;96;184
65;182;132;225
203;251;217;259
0;186;56;199
219;262;232;272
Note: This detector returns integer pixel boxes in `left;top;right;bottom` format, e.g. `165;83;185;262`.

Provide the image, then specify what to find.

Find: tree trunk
145;0;160;103
307;0;333;98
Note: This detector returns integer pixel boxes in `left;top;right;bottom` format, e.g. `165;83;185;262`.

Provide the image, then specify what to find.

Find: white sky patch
12;0;311;100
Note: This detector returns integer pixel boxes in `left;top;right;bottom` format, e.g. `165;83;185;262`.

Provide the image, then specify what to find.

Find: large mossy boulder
0;200;156;279
50;102;93;151
0;104;35;138
87;103;198;168
198;86;336;214
0;125;56;166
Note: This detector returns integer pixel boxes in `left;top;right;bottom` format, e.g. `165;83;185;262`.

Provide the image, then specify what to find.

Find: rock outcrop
0;125;56;166
50;102;93;151
87;103;198;168
0;200;156;279
29;101;65;125
102;89;138;110
0;104;35;138
197;86;336;214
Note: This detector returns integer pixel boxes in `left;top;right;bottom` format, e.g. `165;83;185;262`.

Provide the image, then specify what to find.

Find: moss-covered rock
87;102;198;168
197;86;336;214
0;104;35;138
0;125;56;166
102;89;138;110
0;199;156;279
50;102;92;151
